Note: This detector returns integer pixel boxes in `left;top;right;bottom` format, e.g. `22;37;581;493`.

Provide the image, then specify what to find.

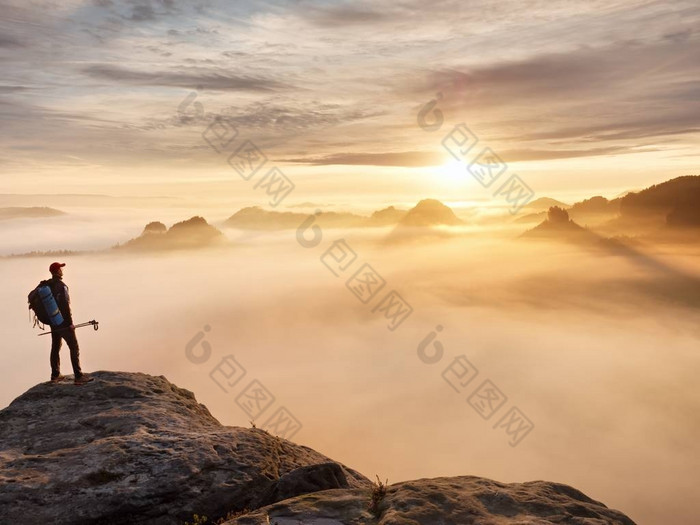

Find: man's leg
62;328;83;378
50;332;62;379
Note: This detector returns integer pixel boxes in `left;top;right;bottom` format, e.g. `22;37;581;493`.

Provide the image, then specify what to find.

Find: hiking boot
50;375;66;383
74;373;94;385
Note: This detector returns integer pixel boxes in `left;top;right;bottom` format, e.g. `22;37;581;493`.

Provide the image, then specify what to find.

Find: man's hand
69;324;75;330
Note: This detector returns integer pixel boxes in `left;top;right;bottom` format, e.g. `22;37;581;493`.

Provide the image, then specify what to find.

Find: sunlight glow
437;159;468;185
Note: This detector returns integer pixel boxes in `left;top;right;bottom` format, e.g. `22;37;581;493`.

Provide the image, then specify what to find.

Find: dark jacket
48;276;73;326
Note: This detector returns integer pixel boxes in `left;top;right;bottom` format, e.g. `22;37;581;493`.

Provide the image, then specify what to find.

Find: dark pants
50;327;83;378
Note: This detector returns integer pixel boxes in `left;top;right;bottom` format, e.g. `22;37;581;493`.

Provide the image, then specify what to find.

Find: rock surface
227;477;637;525
0;371;636;525
0;372;368;524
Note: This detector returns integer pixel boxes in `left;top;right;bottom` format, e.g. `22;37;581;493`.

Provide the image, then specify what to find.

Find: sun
436;159;468;185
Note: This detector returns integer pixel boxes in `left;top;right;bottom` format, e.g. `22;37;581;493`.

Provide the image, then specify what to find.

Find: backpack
28;280;64;328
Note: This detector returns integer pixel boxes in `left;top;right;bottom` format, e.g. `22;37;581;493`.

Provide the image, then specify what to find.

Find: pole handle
37;320;99;336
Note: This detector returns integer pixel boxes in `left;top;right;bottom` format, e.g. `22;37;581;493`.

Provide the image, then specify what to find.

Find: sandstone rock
253;462;352;509
228;476;637;525
0;371;368;524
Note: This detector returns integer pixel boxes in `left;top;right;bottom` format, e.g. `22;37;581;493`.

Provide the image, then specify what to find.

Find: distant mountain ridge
620;175;700;226
115;216;224;251
397;198;464;227
5;176;697;257
0;206;66;220
569;195;621;217
620;175;700;213
224;199;466;231
516;196;622;225
523;197;570;211
519;175;700;236
225;200;465;230
223;206;369;230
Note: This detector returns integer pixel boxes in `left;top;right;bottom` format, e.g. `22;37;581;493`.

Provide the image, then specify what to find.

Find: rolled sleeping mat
38;286;64;327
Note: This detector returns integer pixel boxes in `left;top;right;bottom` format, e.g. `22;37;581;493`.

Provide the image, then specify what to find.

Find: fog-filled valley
2;192;699;525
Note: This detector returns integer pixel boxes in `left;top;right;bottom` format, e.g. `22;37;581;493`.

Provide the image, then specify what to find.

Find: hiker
47;262;93;385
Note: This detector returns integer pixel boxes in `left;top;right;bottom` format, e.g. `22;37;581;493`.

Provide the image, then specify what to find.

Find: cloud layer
0;0;699;192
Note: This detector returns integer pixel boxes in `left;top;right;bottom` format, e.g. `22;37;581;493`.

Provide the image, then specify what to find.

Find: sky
1;0;699;205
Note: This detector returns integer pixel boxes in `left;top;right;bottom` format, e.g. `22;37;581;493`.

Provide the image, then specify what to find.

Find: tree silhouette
547;206;570;223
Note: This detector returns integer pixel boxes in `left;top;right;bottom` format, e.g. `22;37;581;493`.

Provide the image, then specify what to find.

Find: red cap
49;262;66;273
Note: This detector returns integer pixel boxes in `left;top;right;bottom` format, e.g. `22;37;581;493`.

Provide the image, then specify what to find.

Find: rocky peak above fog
116;216;224;251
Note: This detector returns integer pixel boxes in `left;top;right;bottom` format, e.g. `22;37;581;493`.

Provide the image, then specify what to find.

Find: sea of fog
1;210;699;525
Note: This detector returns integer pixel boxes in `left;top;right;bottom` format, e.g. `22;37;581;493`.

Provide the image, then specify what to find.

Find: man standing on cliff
48;262;93;385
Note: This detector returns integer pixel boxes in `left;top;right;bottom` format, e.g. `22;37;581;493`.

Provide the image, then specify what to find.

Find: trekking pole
38;320;99;336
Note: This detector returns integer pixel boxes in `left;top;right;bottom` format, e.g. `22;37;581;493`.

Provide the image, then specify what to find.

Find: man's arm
54;282;74;326
62;284;74;325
